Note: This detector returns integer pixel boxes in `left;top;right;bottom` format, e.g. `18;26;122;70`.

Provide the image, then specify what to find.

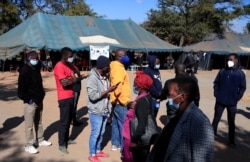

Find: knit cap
134;71;153;90
96;55;110;68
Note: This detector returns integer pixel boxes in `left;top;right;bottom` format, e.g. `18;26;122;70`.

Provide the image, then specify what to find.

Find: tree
34;0;98;16
0;0;98;34
0;1;21;34
141;0;244;46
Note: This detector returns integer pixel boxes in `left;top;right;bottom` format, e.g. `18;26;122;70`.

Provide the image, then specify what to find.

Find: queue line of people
17;48;246;162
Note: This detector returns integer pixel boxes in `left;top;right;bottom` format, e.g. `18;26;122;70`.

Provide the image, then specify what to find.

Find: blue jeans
212;102;237;144
111;104;127;149
89;113;107;155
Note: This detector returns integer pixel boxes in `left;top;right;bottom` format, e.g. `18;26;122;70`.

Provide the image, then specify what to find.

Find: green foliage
141;0;245;46
0;1;21;34
0;0;98;34
64;1;98;16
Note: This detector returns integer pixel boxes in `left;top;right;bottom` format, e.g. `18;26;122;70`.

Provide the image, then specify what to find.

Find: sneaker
111;145;121;151
88;156;100;162
59;146;69;154
68;139;77;145
24;145;38;154
39;140;52;146
96;151;109;157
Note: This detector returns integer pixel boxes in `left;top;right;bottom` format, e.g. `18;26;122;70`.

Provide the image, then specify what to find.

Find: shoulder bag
130;97;159;146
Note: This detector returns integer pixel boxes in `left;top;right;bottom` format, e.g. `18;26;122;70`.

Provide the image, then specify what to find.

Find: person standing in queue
212;53;246;147
110;49;131;157
53;47;85;154
86;55;118;162
143;55;162;119
18;50;52;154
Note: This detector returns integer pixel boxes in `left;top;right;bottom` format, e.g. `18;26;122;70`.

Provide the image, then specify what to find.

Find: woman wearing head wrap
122;71;154;162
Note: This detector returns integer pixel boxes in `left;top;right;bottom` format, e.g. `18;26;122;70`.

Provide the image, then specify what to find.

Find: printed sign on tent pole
90;45;109;60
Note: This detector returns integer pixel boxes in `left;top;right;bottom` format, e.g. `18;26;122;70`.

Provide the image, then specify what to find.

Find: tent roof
183;32;250;55
0;12;182;60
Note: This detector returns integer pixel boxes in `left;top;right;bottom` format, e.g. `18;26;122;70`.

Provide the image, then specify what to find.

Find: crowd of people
15;48;246;162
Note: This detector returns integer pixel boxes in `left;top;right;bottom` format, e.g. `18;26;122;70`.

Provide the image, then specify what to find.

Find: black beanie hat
27;50;38;59
96;56;110;69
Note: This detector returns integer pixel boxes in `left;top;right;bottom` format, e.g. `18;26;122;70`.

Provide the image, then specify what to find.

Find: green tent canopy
184;32;250;55
0;12;182;60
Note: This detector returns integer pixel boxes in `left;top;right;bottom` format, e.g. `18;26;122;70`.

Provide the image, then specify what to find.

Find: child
122;101;137;162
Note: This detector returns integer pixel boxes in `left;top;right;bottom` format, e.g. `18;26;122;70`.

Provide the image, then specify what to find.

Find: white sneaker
39;140;52;146
111;145;121;151
24;145;38;154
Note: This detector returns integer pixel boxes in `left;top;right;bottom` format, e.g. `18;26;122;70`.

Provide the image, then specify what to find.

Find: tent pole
247;55;250;69
2;60;4;72
2;49;7;72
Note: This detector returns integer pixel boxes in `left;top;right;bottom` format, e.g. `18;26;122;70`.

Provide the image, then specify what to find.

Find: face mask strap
172;93;182;100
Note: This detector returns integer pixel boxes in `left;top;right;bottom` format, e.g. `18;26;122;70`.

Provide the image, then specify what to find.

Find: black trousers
212;102;237;144
58;98;74;146
73;91;81;122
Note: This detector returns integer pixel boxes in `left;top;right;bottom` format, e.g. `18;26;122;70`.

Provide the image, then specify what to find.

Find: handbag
130;97;159;146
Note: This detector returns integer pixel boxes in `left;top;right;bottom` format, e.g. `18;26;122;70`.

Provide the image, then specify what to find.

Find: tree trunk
179;35;185;47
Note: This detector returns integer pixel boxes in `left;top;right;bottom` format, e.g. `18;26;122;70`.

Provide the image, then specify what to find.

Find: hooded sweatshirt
143;55;162;99
86;68;112;115
110;60;131;106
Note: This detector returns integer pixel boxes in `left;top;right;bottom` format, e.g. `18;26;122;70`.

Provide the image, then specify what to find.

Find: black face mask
103;68;110;75
102;67;110;76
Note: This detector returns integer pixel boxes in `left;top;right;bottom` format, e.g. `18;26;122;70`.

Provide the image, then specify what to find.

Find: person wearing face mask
143;55;162;119
122;71;154;162
212;53;246;148
86;56;118;162
147;77;214;162
18;50;52;154
71;58;88;126
159;63;200;124
53;47;85;154
109;49;132;156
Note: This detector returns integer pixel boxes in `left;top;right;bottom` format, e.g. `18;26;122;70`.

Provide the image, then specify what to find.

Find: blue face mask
133;86;139;94
168;94;182;112
154;64;160;69
30;60;38;66
121;56;130;64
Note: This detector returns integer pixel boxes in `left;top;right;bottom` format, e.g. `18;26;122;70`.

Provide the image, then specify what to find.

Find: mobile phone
115;82;121;86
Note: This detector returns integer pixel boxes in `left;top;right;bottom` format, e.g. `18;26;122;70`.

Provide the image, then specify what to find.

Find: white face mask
30;60;38;66
154;64;160;69
67;57;74;63
227;60;234;68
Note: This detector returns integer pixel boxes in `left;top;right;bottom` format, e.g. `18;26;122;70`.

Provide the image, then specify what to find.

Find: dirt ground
0;69;250;162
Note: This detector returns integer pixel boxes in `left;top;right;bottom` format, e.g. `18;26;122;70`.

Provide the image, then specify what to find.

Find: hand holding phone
115;81;121;86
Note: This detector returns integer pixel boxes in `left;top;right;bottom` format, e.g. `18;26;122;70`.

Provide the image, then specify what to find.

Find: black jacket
143;55;162;99
131;94;153;143
18;63;45;104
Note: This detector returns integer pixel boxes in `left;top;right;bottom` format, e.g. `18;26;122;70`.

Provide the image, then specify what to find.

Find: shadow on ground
215;119;250;162
0;116;24;134
44;106;89;141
